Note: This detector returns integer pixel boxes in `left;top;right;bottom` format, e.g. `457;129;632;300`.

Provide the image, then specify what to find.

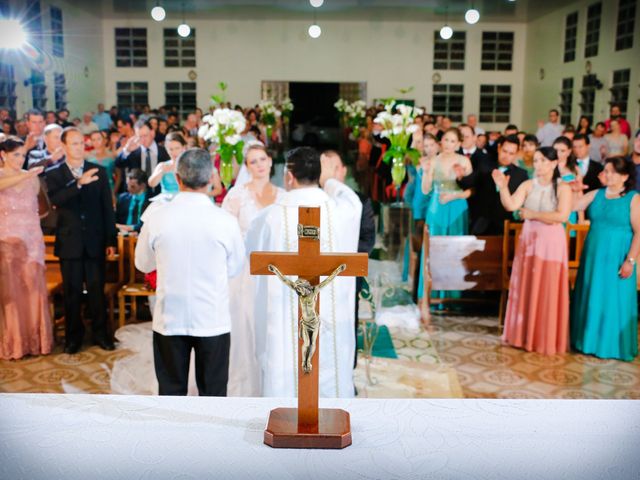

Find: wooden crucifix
250;206;368;449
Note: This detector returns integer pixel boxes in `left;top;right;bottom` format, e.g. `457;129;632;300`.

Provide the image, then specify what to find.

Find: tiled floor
1;315;639;399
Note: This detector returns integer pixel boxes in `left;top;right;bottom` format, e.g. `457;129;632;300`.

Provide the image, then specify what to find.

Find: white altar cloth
1;394;639;479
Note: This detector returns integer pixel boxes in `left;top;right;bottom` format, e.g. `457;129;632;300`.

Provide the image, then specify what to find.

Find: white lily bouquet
335;98;367;138
198;108;246;186
280;97;294;119
258;99;281;138
374;101;423;189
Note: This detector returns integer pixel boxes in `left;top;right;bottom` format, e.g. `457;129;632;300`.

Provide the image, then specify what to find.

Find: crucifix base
264;408;352;449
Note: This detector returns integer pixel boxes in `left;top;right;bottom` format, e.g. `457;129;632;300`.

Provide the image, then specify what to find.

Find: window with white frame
165;82;197;119
579;75;597;124
115;28;148;67
50;6;64;57
433;31;465;70
54;73;66;110
584;2;602;58
116;82;149;110
431;84;464;122
615;0;636;51
610;69;630;117
164;28;196;67
0;63;17;116
563;12;578;62
559;78;574;126
25;1;42;49
479;85;511;123
31;70;47;111
481;32;513;71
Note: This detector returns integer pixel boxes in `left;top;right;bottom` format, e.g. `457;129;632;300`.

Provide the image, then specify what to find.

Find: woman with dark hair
553;135;583;226
571;156;639;361
577;116;592;136
0;136;53;360
492;147;572;354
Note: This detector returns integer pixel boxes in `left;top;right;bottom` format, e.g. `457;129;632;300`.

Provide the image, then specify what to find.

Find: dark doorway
289;81;340;149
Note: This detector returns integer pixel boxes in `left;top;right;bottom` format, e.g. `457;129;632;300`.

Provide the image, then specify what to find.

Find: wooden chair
498;220;523;330
117;235;155;328
565;223;590;289
43;235;65;342
104;235;126;332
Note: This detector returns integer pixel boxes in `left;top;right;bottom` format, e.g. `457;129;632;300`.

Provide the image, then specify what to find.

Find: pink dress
0;170;53;360
502;179;569;355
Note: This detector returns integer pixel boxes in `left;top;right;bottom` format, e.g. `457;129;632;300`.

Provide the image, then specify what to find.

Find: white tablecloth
1;394;639;479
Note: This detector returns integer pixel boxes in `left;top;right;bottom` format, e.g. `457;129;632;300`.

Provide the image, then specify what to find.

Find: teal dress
571;189;638;361
89;156;116;191
420;164;468;301
561;172;579;234
402;166;432;282
160;169;180;195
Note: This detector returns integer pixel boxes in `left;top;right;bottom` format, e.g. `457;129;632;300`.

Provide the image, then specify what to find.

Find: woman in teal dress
571;156;639;361
420;128;472;302
148;131;184;196
87;131;118;198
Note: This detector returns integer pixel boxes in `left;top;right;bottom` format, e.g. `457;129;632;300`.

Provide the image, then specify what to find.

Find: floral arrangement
198;107;246;186
374;101;423;187
280;97;294;119
258;99;281;137
335;98;367;137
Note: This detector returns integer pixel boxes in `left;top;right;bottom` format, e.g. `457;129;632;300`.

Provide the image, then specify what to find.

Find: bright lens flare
308;24;321;38
439;25;453;40
0;19;28;49
151;6;166;22
177;23;191;37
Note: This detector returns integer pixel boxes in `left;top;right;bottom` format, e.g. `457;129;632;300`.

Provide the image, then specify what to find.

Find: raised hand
124;135;141;152
491;169;509;189
78;168;99;186
26;166;44;177
453;163;466;180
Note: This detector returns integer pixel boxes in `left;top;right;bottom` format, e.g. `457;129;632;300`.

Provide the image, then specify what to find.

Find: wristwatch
627;257;636;266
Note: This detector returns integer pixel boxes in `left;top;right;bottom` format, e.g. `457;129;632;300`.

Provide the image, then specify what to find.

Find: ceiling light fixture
177;1;190;38
464;8;480;25
440;7;453;40
151;2;166;22
308;23;321;38
310;0;324;7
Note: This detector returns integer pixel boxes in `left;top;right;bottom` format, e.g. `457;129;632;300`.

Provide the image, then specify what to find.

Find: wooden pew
118;235;155;328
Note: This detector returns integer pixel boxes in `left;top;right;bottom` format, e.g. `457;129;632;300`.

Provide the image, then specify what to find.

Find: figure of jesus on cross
250;206;368;449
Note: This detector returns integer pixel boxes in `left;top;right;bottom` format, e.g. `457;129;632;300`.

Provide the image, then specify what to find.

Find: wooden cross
250;206;368;449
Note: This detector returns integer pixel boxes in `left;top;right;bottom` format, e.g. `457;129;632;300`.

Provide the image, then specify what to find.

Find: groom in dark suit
46;127;117;354
572;134;604;193
115;119;169;196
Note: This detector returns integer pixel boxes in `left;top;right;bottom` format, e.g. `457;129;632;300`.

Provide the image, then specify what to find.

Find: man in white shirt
536;109;564;147
78;112;99;136
245;147;362;398
135;148;245;396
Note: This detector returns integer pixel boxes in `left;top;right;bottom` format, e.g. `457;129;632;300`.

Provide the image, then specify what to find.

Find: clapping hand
124;135;141;152
50;146;65;163
518;207;534;220
491;169;509;189
78;168;99;186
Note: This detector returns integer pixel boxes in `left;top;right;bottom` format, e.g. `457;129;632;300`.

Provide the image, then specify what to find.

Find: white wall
101;17;526;130
3;0;105;117
523;0;640;132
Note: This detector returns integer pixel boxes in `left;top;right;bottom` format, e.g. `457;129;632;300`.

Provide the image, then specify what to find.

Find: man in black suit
572;133;604;192
45;127;117;354
455;135;529;235
116;119;169;196
115;169;151;234
458;124;489;231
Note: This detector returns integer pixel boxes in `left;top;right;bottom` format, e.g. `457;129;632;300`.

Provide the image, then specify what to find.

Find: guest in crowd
148;131;185;197
135;148;245;396
45;127;117;354
25;123;66;170
553;136;582;226
589;122;608;164
571;134;604;192
536;109;564;147
467;114;485;135
455;135;528;235
605;119;629;156
115;169;151;235
221;143;284;396
571;156;639;361
78;112;99;136
115;118;135;150
116;119;170;194
605;104;631;138
516;134;538;177
56;109;73;128
93;103;113;131
23;109;46;168
576;116;592;136
493;147;572;355
87;130;118;198
0;137;52;360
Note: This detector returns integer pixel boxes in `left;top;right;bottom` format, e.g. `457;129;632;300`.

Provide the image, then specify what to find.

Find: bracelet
627;257;636;265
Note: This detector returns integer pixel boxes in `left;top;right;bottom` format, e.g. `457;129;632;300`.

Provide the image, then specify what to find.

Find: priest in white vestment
245;147;362;398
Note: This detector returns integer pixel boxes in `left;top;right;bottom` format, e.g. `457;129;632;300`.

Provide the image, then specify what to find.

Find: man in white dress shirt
536;109;564;147
135;148;245;396
245;147;362;398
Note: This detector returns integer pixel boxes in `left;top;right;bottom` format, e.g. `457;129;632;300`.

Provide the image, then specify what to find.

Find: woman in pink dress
492;146;572;355
0;136;53;360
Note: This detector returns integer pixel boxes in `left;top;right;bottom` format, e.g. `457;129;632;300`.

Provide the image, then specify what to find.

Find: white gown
245;180;362;398
222;183;284;397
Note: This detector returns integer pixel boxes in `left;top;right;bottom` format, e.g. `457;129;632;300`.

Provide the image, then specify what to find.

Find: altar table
1;394;638;479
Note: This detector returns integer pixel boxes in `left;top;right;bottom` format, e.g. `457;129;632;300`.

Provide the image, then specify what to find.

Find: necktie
126;195;142;226
149;146;158;173
141;148;149;176
464;151;471;158
70;165;83;179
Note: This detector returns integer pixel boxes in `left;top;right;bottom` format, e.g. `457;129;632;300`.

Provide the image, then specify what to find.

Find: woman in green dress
571;156;639;361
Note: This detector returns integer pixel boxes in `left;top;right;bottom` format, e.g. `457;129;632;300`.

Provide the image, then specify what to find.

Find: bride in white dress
222;143;284;396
